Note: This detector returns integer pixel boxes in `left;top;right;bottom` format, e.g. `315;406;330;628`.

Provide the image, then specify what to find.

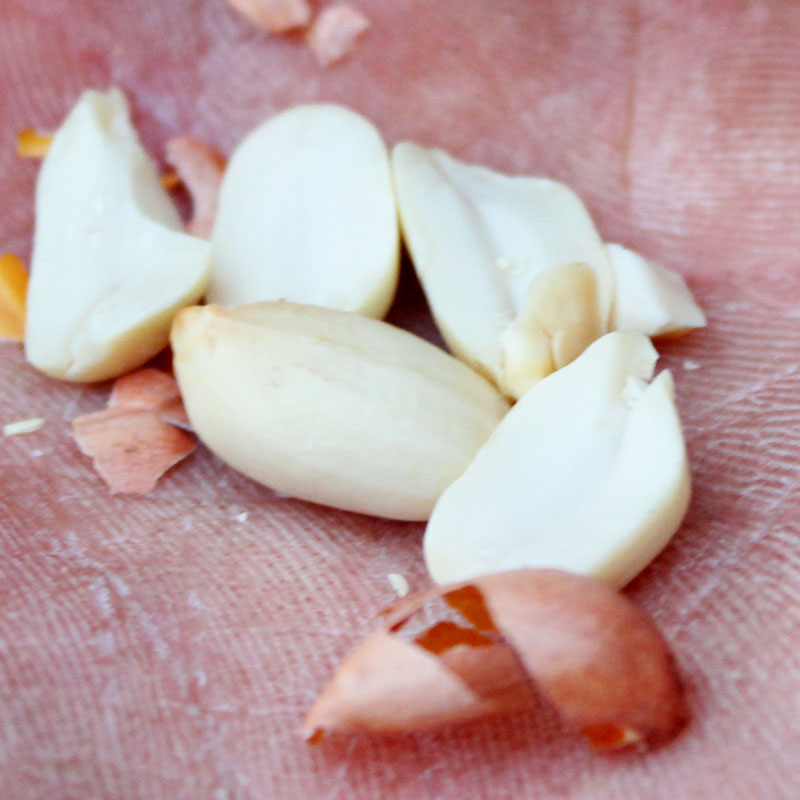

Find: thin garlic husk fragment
391;142;614;398
24;89;211;383
171;301;509;520
608;243;706;337
424;331;690;588
209;104;399;318
303;569;688;748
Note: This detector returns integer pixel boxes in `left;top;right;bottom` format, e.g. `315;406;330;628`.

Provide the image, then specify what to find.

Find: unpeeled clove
164;136;226;239
303;569;688;748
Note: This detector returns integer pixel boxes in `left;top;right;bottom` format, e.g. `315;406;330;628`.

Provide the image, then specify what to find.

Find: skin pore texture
1;1;799;797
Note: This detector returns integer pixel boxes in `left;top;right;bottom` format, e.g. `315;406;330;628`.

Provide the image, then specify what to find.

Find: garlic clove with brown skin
302;569;689;748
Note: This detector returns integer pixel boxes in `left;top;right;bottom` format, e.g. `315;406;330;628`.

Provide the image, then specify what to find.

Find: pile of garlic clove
22;88;707;748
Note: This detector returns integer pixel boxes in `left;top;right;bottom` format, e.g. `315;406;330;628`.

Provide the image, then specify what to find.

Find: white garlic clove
391;142;614;398
209;104;399;318
499;261;604;399
171;301;509;521
424;331;691;588
607;243;706;337
24;88;211;383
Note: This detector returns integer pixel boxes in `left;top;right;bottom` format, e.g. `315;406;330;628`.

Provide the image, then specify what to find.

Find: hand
2;2;798;797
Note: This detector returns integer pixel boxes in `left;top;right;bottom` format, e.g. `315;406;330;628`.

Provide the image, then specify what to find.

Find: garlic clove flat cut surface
209;104;399;318
424;331;691;587
391;142;614;398
171;301;509;521
24;89;211;383
608;243;706;337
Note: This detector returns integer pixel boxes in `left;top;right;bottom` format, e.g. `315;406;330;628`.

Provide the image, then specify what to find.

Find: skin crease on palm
1;0;799;797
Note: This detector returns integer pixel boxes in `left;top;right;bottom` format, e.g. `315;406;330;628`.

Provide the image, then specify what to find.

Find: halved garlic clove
209;104;399;318
608;243;706;337
391;142;614;398
171;301;509;520
424;331;690;587
24;89;211;383
303;569;688;747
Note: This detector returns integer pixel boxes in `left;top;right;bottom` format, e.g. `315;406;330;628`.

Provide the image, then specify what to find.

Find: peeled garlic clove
24;89;211;383
608;243;706;337
303;569;688;747
391;142;614;397
171;301;509;520
209;104;399;318
424;331;690;588
500;261;603;398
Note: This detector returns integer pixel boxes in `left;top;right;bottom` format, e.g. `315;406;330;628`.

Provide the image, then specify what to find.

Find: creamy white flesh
608;243;706;337
25;89;211;382
424;331;691;587
391;143;614;398
171;302;509;521
209;104;399;317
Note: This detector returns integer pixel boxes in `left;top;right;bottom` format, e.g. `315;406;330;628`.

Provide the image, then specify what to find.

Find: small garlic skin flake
209;104;399;319
171;301;509;521
607;243;706;337
24;89;211;383
307;4;370;66
226;0;311;32
303;569;688;748
424;331;691;588
392;143;614;398
164;136;226;239
71;367;195;494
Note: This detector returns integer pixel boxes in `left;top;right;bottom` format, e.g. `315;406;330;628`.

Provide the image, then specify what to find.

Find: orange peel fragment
165;137;226;239
0;253;28;342
307;4;370;66
72;368;195;494
17;128;52;159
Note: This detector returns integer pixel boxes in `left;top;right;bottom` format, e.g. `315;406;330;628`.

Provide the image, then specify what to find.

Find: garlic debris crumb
387;573;409;597
683;360;701;371
3;417;45;436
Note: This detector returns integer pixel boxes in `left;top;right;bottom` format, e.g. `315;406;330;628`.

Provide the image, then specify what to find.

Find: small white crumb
682;360;701;371
307;4;370;66
387;572;409;597
3;417;45;436
235;511;249;523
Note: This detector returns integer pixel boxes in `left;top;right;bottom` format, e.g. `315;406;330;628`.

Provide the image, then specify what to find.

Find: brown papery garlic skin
303;569;688;750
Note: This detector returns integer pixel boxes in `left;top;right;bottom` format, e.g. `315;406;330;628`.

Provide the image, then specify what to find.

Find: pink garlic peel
226;0;312;33
165;136;226;239
303;569;688;750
